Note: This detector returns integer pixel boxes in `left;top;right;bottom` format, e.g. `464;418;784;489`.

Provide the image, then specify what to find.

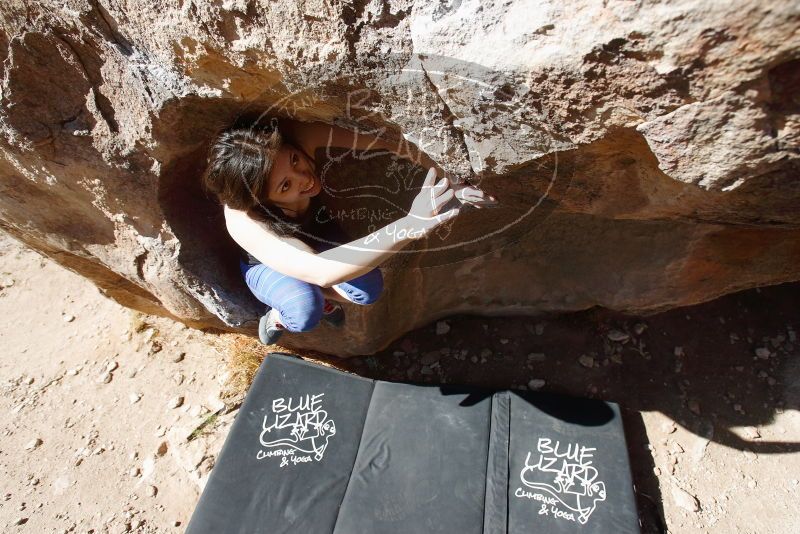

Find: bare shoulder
223;204;273;238
223;204;315;254
223;204;274;236
222;204;251;230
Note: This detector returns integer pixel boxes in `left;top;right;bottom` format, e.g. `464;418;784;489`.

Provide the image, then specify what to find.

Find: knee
278;287;324;332
348;269;384;305
358;286;383;305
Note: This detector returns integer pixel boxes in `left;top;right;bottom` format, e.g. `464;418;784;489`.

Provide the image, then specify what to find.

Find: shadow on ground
309;281;800;533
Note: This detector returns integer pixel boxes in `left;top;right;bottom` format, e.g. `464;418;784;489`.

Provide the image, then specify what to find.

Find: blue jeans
239;258;384;332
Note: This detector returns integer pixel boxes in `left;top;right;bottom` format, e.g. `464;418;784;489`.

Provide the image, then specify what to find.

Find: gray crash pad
186;353;640;533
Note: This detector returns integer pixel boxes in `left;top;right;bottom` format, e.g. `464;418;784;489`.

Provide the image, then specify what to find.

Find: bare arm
281;119;496;207
346;128;498;208
224;169;460;287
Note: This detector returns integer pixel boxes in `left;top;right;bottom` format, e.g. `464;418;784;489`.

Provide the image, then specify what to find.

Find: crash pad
186;353;640;533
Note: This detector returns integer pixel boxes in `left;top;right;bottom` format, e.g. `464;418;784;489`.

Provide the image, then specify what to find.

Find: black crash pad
186;353;640;534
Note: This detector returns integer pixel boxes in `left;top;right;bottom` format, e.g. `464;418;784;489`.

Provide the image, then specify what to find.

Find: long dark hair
201;117;317;239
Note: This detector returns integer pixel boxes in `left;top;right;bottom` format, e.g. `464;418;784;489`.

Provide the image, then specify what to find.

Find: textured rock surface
1;0;798;355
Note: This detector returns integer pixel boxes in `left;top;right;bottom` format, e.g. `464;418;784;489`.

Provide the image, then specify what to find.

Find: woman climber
201;116;497;345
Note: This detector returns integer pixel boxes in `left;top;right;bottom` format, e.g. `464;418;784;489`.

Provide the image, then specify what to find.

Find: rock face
1;1;798;356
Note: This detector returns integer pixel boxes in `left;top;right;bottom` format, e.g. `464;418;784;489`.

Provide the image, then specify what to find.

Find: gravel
527;379;546;390
607;329;630;342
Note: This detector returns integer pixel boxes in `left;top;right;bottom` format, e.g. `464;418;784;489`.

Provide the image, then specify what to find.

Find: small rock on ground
527;379;546;390
607;329;629;342
671;484;700;512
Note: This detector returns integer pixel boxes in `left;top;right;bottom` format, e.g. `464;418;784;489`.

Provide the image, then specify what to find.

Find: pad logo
256;393;336;467
515;438;607;524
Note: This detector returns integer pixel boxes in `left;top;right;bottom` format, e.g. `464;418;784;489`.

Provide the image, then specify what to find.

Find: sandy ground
0;232;232;533
1;230;798;533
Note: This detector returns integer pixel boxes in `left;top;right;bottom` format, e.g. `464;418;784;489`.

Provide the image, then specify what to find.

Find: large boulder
1;0;798;356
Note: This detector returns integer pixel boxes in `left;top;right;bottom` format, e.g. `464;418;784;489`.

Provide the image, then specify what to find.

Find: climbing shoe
321;299;345;327
258;307;285;345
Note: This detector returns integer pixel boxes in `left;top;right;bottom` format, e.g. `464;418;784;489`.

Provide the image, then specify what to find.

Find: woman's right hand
403;168;462;239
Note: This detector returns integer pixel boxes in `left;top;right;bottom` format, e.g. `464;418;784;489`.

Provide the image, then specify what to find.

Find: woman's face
264;144;321;214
